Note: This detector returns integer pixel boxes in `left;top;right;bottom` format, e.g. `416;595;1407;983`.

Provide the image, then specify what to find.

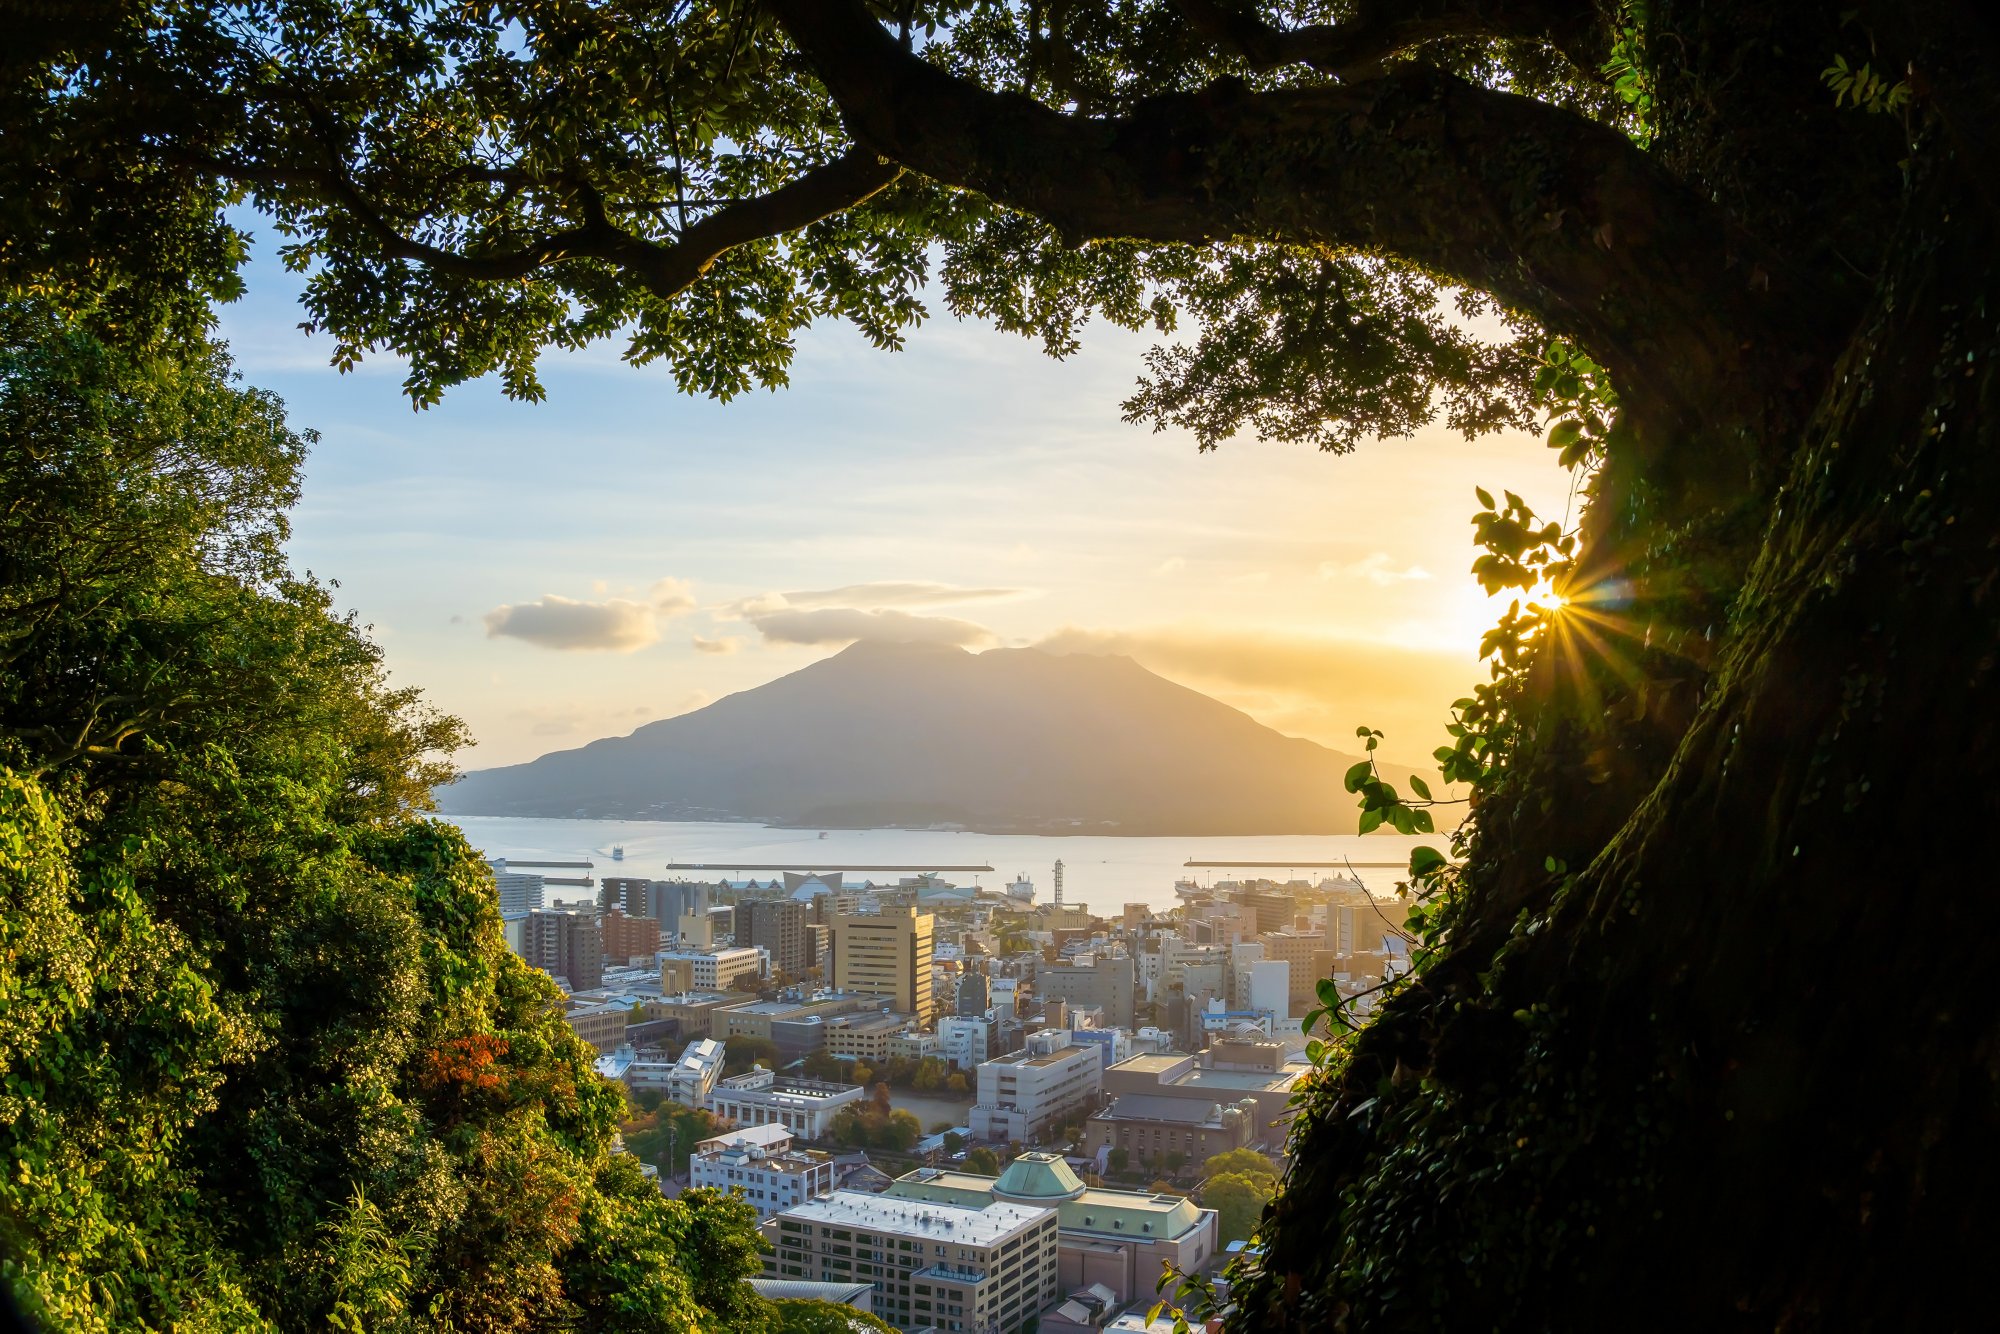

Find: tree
912;1056;948;1092
849;1063;874;1089
12;2;2000;1325
0;306;772;1331
1203;1149;1277;1183
1106;1147;1130;1176
942;1132;967;1156
964;1148;1002;1177
1204;1172;1278;1247
723;1034;779;1075
800;1049;845;1082
945;1071;970;1096
879;1109;923;1153
1162;1151;1189;1177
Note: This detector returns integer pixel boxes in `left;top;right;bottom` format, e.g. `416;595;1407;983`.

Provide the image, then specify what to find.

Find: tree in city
912;1056;949;1092
1202;1149;1277;1183
1204;1171;1279;1247
623;1100;723;1176
880;1109;924;1152
722;1034;779;1075
945;1072;970;1096
964;1148;1002;1177
0;305;772;1331
1162;1151;1190;1178
1107;1147;1131;1176
942;1132;967;1156
11;0;2000;1326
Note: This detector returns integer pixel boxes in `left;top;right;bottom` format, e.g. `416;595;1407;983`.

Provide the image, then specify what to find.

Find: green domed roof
992;1152;1087;1203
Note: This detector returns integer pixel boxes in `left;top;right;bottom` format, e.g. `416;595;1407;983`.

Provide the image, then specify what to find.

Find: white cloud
691;634;743;654
483;595;660;652
651;577;698;615
1319;553;1435;586
751;606;996;648
732;581;1028;617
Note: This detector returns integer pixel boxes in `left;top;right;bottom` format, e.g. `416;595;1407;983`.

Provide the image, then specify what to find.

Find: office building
660;945;764;993
740;899;810;978
885;1152;1219;1308
689;1123;837;1220
1100;1046;1299;1151
598;876;652;917
955;969;991;1017
563;999;629;1053
524;908;603;991
711;1068;866;1140
967;1028;1103;1145
823;1011;908;1064
832;906;935;1025
938;1016;991;1070
1085;1093;1257;1165
765;1190;1060;1334
1039;949;1138;1028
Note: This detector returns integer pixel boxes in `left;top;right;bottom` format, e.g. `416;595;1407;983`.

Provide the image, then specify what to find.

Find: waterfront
445;815;1439;917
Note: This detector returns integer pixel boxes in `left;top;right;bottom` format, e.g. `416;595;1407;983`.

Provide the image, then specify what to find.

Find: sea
442;816;1443;918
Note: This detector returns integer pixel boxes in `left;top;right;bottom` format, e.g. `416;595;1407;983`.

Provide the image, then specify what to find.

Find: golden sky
221;242;1570;773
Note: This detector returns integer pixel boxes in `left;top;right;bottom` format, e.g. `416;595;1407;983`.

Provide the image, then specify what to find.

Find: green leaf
1344;760;1373;792
1409;774;1432;800
1475;485;1495;509
1409;846;1448;878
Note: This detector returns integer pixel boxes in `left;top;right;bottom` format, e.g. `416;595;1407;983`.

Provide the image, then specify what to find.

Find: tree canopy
0;304;775;1330
11;2;2000;1329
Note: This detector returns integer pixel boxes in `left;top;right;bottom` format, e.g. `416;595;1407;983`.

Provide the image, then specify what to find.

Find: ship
611;845;624;861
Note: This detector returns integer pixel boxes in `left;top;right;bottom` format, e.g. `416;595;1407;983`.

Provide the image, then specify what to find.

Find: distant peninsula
436;640;1438;836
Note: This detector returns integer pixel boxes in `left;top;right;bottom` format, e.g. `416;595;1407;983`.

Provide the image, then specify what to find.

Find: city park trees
9;0;2000;1328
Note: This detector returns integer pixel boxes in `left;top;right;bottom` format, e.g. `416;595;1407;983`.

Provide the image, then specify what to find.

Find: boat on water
818;831;829;839
611;845;624;861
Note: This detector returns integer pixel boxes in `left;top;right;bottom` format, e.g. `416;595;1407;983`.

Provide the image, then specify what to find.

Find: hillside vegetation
0;305;773;1331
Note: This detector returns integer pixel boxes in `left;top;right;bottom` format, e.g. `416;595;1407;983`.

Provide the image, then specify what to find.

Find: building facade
689;1123;837;1220
711;1068;866;1140
523;908;603;991
660;945;764;993
740;899;810;978
967;1028;1103;1145
600;908;662;966
764;1190;1060;1334
832;906;936;1025
938;1016;991;1070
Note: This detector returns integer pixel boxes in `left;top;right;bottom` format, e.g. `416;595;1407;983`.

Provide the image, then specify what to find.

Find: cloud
650;577;698;615
1155;557;1186;576
1035;623;1478;763
761;581;1028;612
483;595;660;652
1319;553;1435;586
751;607;997;648
691;634;743;655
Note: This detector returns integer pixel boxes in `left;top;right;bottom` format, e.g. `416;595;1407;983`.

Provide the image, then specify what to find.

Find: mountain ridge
437;640;1433;835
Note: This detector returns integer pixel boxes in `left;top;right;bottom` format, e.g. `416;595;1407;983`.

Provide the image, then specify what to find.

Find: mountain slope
438;641;1432;835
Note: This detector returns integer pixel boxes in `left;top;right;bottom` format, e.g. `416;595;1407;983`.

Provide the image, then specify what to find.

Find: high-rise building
601;908;662;965
832;906;935;1024
524;908;603;990
804;923;831;972
599;876;652;916
1038;949;1137;1027
488;860;545;914
678;882;714;949
739;899;809;978
1237;889;1295;935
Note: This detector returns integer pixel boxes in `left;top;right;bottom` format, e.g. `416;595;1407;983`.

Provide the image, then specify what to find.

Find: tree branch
209;149;901;303
1171;0;1594;76
769;0;1841;463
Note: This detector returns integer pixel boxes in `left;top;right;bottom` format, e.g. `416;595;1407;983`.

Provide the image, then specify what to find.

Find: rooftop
1093;1094;1239;1127
1110;1054;1191;1076
776;1190;1054;1247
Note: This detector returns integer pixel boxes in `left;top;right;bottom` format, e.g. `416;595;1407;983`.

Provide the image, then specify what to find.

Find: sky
213;226;1571;772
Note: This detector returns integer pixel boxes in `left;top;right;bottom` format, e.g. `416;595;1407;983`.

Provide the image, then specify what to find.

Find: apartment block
563;999;629;1053
689;1123;836;1220
832;906;936;1024
1039;949;1138;1028
489;862;546;914
740;899;810;978
824;1011;908;1064
660;945;764;993
600;908;661;966
765;1190;1060;1334
524;908;603;991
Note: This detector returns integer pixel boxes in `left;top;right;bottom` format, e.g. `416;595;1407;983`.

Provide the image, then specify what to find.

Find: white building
967;1028;1103;1145
764;1190;1060;1334
938;1015;991;1070
487;860;545;914
711;1067;866;1140
689;1123;836;1220
660;946;765;993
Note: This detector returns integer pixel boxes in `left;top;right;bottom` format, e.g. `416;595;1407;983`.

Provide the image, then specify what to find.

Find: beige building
1101;1046;1300;1153
644;990;756;1040
886;1153;1220;1308
765;1189;1060;1334
1086;1093;1257;1166
824;1011;908;1063
660;945;764;994
832;906;935;1024
563;1000;630;1053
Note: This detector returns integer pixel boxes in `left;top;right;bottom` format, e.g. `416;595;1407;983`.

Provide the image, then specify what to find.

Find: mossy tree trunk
1253;109;2000;1334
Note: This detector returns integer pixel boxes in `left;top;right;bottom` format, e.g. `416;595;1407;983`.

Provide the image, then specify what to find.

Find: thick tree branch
208;148;900;302
770;0;1844;474
1172;0;1595;75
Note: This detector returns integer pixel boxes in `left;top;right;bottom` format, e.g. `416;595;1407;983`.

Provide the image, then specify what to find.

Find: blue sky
214;225;1568;771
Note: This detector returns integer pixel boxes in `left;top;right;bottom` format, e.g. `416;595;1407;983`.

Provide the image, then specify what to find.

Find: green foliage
941;1131;966;1156
1106;1147;1129;1175
770;1298;897;1334
621;1100;723;1177
963;1147;1001;1176
723;1034;780;1074
827;1103;921;1152
0;305;773;1331
1822;54;1912;115
1201;1149;1276;1182
1202;1172;1275;1245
